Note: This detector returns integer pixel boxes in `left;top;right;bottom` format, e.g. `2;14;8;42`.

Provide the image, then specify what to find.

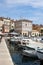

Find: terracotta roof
32;24;40;32
11;20;15;22
0;17;3;21
15;19;32;22
40;25;43;28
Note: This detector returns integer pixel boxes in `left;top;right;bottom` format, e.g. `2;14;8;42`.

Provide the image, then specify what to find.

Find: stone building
15;19;32;37
0;17;15;33
31;24;42;37
40;25;43;36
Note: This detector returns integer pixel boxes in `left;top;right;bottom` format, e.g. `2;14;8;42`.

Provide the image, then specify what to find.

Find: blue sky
0;0;43;24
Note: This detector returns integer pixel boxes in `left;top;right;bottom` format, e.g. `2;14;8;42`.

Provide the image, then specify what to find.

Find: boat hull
22;50;37;57
37;51;43;60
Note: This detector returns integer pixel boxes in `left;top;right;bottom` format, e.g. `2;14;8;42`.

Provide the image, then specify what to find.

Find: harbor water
12;52;40;65
6;39;41;65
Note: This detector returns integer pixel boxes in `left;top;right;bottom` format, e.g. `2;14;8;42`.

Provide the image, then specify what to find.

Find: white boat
21;46;37;57
9;32;19;36
31;37;41;42
36;48;43;60
21;38;30;46
40;37;43;43
9;36;18;43
9;35;43;59
20;37;43;58
13;36;30;46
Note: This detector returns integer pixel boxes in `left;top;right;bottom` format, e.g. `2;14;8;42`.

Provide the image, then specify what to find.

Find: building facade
0;17;15;33
2;19;11;32
31;30;40;37
15;19;32;37
10;20;15;30
32;24;43;37
40;27;43;36
0;17;4;32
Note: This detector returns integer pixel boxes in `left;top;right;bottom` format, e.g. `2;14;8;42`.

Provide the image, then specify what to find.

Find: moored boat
36;48;43;60
21;46;37;57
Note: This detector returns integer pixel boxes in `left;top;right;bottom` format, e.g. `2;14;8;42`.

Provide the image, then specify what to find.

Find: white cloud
30;0;43;8
0;0;43;24
0;0;43;8
5;0;43;8
28;16;42;24
5;0;31;4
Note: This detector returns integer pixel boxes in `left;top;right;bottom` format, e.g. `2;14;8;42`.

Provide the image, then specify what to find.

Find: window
41;30;43;33
23;33;24;35
25;24;27;26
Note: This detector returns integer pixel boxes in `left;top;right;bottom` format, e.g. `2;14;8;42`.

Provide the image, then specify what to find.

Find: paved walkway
0;38;14;65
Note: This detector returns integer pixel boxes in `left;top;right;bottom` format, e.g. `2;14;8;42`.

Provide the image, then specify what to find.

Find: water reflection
7;40;40;65
12;52;40;65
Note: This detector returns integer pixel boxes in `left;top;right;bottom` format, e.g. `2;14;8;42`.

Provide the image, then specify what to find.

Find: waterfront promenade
0;37;14;65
